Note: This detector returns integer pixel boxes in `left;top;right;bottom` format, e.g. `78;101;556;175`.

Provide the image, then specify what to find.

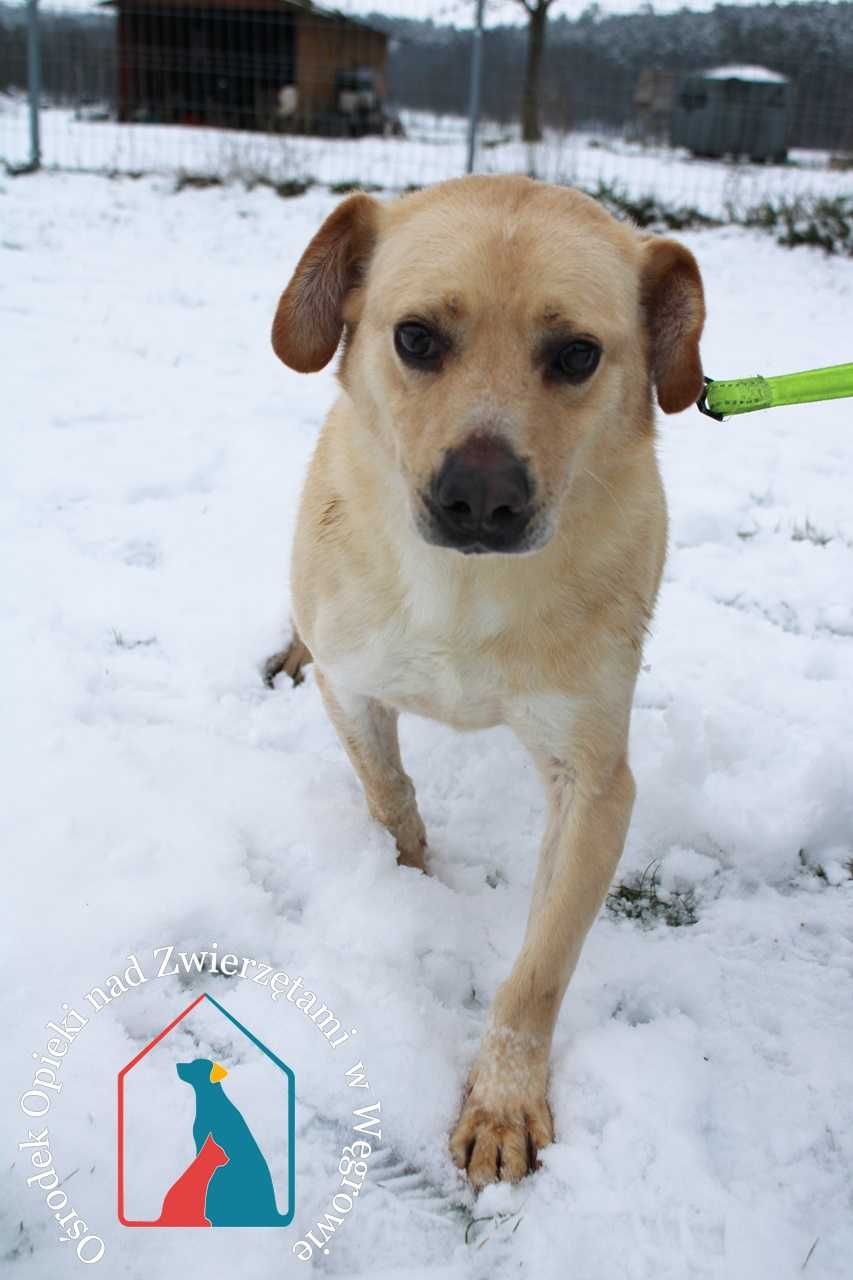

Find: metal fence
2;0;852;218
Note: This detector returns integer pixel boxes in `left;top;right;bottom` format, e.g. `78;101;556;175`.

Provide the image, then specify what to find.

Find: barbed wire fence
1;0;851;219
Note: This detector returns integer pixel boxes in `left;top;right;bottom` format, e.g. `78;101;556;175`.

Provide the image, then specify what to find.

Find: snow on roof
703;65;788;84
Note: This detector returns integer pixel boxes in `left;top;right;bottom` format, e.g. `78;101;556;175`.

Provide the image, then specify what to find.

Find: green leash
696;362;853;420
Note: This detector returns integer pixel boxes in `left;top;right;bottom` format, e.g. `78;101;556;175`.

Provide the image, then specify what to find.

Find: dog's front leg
450;742;635;1187
316;671;427;871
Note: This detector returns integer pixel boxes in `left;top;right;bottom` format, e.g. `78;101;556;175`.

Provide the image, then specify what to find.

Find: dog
176;1059;287;1224
266;175;705;1189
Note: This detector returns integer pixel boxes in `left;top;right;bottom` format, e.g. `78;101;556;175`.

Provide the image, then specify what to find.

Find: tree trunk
521;2;548;144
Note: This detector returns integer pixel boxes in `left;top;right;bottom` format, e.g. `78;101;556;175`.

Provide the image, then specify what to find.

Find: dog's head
176;1058;228;1086
272;176;704;556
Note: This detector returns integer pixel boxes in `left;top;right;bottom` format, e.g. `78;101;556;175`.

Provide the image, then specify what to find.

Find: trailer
671;65;791;163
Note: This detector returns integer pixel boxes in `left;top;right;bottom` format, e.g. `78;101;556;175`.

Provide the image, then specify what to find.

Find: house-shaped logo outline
117;992;296;1227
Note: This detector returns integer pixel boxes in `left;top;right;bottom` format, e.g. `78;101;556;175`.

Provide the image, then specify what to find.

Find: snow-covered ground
2;170;852;1280
1;95;850;218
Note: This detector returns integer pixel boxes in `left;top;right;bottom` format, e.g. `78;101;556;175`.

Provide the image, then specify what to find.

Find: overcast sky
332;0;817;23
20;0;838;20
20;0;834;24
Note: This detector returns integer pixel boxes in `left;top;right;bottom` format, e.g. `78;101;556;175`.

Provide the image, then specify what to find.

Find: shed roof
101;0;387;37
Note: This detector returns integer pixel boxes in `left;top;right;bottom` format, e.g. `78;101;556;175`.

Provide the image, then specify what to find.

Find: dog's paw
367;781;429;872
263;636;313;688
449;1087;553;1189
395;816;428;873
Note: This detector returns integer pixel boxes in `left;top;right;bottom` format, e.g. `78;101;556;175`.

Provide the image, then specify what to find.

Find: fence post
465;0;485;174
26;0;41;170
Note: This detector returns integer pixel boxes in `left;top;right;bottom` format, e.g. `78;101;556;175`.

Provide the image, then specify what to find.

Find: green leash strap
696;363;853;420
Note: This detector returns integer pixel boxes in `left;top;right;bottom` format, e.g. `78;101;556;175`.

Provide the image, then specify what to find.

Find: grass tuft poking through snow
608;862;699;929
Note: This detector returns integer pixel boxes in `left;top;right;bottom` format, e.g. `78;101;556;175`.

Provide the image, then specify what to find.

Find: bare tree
514;0;558;143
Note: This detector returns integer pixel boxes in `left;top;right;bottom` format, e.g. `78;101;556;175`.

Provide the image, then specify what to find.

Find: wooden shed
106;0;388;134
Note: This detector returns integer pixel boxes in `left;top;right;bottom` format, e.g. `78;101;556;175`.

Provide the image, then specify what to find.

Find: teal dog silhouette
176;1058;287;1226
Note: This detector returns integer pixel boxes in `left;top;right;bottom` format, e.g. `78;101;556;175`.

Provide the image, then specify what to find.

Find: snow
1;96;850;220
702;65;788;85
702;65;789;85
2;169;853;1279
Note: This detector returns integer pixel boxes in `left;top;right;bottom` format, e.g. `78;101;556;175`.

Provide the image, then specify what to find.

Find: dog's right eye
394;322;442;367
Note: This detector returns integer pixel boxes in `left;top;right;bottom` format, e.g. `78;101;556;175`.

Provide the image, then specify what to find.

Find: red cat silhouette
155;1134;229;1226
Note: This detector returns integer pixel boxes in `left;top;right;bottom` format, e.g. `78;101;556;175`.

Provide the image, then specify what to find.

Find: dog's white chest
366;636;503;729
317;560;513;730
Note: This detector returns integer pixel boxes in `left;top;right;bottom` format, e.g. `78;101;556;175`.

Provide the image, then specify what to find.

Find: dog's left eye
550;340;601;383
394;322;442;366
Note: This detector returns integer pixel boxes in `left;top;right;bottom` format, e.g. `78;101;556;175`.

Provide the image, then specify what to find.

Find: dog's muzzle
421;435;536;555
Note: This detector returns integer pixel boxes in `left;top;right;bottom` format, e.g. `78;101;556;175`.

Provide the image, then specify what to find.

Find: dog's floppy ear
271;193;380;373
640;237;705;414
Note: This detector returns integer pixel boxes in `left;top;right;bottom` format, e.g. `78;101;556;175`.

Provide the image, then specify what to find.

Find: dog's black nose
428;436;534;553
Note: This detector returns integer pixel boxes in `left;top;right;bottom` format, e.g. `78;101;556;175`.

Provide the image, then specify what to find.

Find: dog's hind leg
263;628;313;688
315;671;427;872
